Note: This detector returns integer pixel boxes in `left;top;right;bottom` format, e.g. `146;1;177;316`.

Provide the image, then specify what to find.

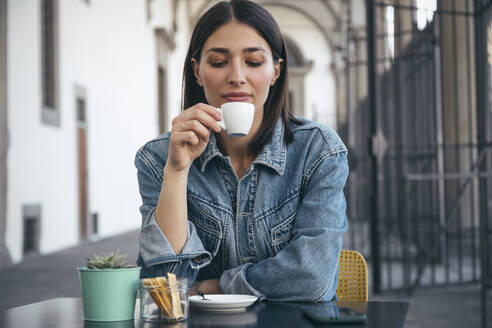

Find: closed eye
247;61;263;67
210;61;227;68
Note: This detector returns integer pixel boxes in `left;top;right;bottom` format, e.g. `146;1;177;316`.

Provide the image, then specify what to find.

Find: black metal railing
339;1;491;326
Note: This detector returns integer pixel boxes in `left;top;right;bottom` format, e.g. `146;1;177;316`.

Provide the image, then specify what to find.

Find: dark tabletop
0;298;409;328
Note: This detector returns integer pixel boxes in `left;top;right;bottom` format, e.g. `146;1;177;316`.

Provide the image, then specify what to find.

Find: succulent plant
86;251;135;269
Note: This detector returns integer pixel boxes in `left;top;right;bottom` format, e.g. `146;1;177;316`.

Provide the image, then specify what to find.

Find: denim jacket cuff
219;263;266;301
139;208;212;270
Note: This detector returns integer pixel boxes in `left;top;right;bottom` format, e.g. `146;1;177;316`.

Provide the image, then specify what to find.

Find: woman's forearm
155;165;190;254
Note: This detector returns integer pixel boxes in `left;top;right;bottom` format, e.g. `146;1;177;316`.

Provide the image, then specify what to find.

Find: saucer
189;294;258;312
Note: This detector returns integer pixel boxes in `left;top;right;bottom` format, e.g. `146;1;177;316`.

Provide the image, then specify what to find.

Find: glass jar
138;278;189;322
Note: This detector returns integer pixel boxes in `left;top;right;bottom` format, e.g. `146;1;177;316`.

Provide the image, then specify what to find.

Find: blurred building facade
1;3;491;324
0;0;341;266
1;0;189;264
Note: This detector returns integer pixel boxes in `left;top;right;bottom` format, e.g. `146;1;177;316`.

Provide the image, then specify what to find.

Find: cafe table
0;297;409;328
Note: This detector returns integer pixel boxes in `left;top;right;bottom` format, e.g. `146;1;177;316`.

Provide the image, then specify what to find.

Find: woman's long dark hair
182;0;302;155
183;0;301;156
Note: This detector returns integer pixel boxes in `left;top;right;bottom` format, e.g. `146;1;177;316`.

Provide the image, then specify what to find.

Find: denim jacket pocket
188;197;223;259
270;212;296;254
259;191;299;255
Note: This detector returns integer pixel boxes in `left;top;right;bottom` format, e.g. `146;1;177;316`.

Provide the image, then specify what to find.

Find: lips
223;92;251;102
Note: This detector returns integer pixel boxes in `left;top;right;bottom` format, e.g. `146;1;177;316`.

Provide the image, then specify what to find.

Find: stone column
438;0;478;231
394;0;415;57
0;0;12;268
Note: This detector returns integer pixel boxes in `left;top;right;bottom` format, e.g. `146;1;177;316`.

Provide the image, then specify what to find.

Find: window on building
41;0;60;126
158;66;168;134
22;204;41;256
77;97;86;123
74;85;89;240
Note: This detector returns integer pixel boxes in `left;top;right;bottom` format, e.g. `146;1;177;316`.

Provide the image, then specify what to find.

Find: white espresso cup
217;102;255;137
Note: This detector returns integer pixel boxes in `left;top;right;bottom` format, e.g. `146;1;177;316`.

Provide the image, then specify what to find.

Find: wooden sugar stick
156;276;175;318
143;278;172;317
167;273;184;319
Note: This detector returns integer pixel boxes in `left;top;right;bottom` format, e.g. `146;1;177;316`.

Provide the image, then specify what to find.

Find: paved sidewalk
0;230;490;327
0;230;139;310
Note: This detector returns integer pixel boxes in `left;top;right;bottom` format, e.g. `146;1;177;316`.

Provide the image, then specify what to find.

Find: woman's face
192;21;282;114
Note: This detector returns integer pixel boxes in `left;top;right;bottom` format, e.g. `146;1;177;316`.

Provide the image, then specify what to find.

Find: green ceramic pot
77;266;141;322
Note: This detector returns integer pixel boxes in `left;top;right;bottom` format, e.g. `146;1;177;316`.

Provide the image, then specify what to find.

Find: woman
135;0;348;302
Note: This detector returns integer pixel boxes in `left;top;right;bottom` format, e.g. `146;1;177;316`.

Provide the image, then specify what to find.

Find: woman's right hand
166;103;222;174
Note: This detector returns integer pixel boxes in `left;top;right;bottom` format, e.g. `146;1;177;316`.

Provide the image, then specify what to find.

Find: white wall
266;5;336;128
7;0;187;262
6;0;335;263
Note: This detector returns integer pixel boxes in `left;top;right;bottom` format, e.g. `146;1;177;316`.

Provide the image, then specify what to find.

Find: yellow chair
336;250;368;302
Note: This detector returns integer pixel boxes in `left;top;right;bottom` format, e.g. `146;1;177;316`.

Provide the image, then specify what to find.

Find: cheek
251;70;274;97
201;69;222;89
200;68;224;105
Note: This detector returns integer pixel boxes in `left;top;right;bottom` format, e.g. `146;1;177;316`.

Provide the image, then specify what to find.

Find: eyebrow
205;47;267;54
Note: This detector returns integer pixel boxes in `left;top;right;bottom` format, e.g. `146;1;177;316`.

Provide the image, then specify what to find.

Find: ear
271;58;283;86
191;58;202;86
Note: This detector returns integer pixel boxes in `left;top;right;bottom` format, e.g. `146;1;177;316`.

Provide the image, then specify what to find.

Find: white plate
189;294;258;312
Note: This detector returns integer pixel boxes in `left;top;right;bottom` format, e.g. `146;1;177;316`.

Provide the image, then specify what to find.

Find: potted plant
77;251;141;322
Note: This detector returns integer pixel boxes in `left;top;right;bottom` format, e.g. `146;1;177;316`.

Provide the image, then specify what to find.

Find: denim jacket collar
199;120;286;175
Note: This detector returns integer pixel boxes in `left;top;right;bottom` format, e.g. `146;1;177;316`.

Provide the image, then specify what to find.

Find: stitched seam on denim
250;211;260;262
222;237;227;272
258;219;275;255
240;263;264;298
301;150;334;194
246;169;260;261
222;213;229;240
279;134;287;172
314;279;332;302
271;212;296;245
147;252;211;265
251;215;260;263
313;247;343;302
235;179;245;264
188;215;222;245
168;262;178;274
188;198;223;237
189;217;222;257
314;270;336;302
292;126;334;153
252;228;260;262
254;190;300;222
254;121;285;171
200;151;220;172
199;132;221;171
272;231;293;247
254;145;287;175
252;160;283;175
147;133;170;143
191;260;211;270
222;214;231;241
292;125;348;157
250;168;263;259
247;168;258;213
137;149;163;181
188;215;222;260
219;162;238;215
330;145;347;155
188;190;232;215
143;149;165;181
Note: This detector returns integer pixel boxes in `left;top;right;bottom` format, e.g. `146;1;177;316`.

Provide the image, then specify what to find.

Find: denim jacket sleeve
219;148;349;302
135;143;212;280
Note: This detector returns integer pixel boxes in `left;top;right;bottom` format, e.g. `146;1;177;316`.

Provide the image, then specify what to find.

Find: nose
227;59;246;86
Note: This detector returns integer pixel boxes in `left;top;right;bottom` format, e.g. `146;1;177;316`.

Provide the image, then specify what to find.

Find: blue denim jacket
135;118;348;302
